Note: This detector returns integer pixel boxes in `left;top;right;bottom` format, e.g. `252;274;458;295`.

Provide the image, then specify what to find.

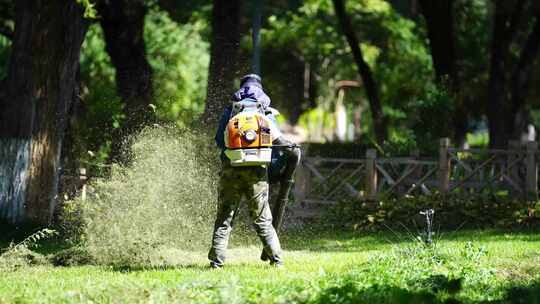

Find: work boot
270;260;284;268
209;262;223;270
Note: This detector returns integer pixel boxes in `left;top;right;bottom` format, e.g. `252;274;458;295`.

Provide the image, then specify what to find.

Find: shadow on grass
311;276;540;304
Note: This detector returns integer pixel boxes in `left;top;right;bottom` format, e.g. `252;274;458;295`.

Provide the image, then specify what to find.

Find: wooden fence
294;138;539;204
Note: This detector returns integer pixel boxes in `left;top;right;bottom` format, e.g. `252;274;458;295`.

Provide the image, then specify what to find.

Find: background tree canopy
0;0;539;223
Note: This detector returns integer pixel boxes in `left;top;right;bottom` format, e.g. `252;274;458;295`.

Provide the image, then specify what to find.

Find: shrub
328;195;540;231
50;246;96;266
0;228;56;271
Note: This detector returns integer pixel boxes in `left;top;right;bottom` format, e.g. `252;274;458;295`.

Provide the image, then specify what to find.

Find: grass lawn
0;229;540;303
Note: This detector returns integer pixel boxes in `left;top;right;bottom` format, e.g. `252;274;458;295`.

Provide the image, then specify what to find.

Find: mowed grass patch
0;230;540;303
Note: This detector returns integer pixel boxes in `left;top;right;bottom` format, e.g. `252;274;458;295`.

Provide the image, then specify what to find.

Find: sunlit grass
0;229;539;303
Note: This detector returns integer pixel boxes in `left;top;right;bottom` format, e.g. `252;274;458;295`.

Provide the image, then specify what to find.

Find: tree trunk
284;51;306;125
156;0;207;24
332;0;387;143
510;12;540;139
99;0;153;160
419;0;468;146
419;0;456;81
0;0;88;224
487;0;526;148
200;0;242;126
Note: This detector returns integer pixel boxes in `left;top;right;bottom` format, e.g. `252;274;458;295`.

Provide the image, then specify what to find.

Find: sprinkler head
420;209;434;216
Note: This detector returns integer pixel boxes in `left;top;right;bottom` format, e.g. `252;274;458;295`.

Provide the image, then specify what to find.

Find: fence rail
60;139;540;206
294;138;539;204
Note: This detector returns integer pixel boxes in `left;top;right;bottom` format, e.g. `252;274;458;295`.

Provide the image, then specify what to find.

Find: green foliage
303;142;370;158
77;24;123;167
406;81;454;153
381;128;419;155
0;229;56;271
63;126;220;267
467;131;489;148
453;0;491;122
76;0;97;19
75;9;209;166
50;246;95;266
262;0;434;142
144;9;210;126
329;195;540;231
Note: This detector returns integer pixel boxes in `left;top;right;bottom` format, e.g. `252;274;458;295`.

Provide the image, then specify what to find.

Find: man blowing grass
208;74;284;268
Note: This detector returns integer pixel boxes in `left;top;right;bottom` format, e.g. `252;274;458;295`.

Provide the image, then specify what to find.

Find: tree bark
99;0;153;159
487;0;526;148
0;0;88;224
510;11;540;139
419;0;468;146
200;0;242;126
284;51;306;125
419;0;456;81
332;0;387;143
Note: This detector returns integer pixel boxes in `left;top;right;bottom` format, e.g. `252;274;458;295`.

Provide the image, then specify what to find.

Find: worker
209;74;287;268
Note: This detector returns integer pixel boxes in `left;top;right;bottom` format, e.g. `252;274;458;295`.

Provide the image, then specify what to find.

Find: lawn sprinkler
420;209;435;245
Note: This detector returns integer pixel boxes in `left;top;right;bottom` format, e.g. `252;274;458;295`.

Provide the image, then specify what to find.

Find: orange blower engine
224;100;273;166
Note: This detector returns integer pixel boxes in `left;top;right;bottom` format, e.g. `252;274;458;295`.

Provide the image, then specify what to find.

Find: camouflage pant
208;164;283;267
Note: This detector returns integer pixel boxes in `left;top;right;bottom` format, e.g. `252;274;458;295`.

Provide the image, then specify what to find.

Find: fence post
508;140;520;198
365;149;377;200
438;138;451;194
79;168;87;201
526;141;538;201
408;149;421;195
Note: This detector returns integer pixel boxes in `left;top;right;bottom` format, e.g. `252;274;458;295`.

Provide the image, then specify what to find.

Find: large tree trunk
0;0;88;224
419;0;456;81
284;51;307;125
200;0;241;126
487;0;526;148
99;0;153;159
156;0;208;24
332;0;387;143
510;12;540;139
419;0;468;146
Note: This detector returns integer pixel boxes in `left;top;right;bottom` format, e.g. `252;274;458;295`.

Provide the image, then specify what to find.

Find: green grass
1;229;540;303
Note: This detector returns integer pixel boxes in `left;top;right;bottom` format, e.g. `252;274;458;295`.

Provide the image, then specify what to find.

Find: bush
0;229;56;271
0;246;49;271
303;142;371;159
50;246;96;266
328;195;540;231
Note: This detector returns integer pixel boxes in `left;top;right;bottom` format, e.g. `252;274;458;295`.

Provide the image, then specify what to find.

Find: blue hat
240;74;262;88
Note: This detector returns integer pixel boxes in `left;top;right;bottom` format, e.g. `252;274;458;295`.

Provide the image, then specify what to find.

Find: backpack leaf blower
224;99;276;166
